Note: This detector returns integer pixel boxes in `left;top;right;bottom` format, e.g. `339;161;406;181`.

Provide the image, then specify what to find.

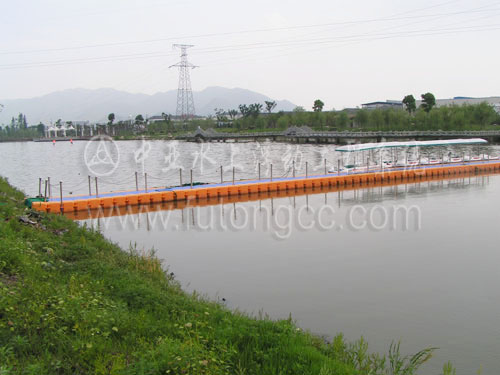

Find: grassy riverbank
0;177;443;374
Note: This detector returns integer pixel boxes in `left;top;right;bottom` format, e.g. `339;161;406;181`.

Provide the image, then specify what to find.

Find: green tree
338;111;349;128
420;93;436;113
402;95;416;114
214;108;228;124
36;123;45;135
313;99;324;112
248;103;263;118
135;114;144;124
265;100;277;114
227;109;238;121
17;113;27;129
161;112;173;131
107;113;115;125
239;104;250;117
293;106;305;113
355;109;369;127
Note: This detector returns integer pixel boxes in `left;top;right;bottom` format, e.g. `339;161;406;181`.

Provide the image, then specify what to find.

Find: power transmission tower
169;44;197;121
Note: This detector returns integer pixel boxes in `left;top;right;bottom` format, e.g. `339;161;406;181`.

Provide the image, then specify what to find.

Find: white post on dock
88;176;91;196
179;168;183;186
190;169;193;189
135;171;138;191
145;173;148;192
59;181;63;213
95;177;99;198
38;178;42;196
220;166;223;184
232;167;235;185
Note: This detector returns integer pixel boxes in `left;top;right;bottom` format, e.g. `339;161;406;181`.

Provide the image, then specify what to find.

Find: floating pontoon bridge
29;139;500;214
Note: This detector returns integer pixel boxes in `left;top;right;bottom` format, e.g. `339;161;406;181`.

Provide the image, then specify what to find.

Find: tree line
0;112;45;139
2;94;499;140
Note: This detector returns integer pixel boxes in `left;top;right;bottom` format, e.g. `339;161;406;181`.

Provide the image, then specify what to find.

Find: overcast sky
1;0;500;109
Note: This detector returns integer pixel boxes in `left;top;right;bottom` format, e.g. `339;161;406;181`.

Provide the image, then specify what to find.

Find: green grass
0;176;443;374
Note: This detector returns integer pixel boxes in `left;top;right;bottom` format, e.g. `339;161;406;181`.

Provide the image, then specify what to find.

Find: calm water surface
0;140;499;374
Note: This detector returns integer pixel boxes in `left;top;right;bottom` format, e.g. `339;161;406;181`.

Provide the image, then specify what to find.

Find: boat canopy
335;138;488;152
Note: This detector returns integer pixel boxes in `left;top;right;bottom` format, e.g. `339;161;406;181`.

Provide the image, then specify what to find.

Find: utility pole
169;44;197;122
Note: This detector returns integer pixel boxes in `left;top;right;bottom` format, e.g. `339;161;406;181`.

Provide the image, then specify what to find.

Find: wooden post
220;166;223;184
258;163;261;180
270;163;273;181
59;181;63;213
367;157;370;172
38;178;42;196
135;171;138;191
88;175;91;196
44;179;48;201
145;173;148;192
48;177;51;198
95;177;99;198
232;167;235;185
293;160;295;178
338;159;340;175
306;162;308;178
190;169;193;189
324;159;327;175
179;168;183;186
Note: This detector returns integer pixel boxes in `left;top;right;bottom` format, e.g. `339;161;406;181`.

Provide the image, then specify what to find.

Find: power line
2;22;498;70
1;6;499;56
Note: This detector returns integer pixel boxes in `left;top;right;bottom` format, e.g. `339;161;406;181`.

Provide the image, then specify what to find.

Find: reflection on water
81;173;498;375
77;174;491;240
1;141;500;375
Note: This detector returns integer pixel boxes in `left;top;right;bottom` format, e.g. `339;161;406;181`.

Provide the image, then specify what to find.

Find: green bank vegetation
2;96;499;141
0;177;458;374
0;113;43;141
132;101;500;139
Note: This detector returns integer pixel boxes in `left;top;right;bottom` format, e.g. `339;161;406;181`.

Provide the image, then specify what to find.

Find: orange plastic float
30;161;500;214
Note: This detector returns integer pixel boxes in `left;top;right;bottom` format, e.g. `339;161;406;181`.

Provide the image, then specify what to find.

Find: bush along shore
0;176;453;374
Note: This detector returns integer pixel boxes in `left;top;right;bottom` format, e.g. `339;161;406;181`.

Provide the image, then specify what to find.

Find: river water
1;139;499;374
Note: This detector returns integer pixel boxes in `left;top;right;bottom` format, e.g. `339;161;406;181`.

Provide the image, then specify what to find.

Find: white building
416;96;500;113
361;100;403;110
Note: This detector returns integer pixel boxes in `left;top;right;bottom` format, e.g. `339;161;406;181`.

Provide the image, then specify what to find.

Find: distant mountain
0;87;297;125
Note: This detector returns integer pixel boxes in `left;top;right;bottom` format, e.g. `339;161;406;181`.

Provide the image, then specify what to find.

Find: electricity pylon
169;44;197;120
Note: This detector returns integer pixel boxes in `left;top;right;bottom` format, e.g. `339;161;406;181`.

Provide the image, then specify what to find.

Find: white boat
334;138;489;170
